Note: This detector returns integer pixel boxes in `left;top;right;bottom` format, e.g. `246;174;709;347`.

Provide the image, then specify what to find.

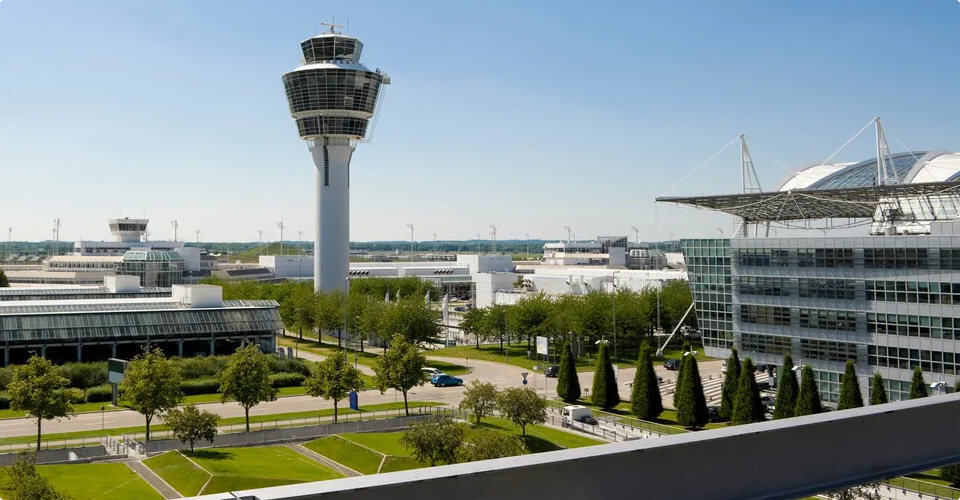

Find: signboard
107;358;127;384
521;372;528;385
349;391;359;411
536;336;548;356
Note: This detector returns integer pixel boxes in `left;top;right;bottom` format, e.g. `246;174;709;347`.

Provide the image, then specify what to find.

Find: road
0;351;727;438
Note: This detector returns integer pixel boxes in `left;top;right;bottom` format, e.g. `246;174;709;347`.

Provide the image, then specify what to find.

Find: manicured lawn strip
340;431;412;457
304;436;383;474
0;462;163;500
281;336;470;375
0;401;125;420
428;343;591;371
891;469;960;499
478;416;603;451
143;450;210;496
380;455;425;472
0;401;447;446
190;446;343;494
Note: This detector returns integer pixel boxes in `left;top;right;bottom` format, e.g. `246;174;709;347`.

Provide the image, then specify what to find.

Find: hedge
85;384;114;403
270;372;306;388
0;392;9;410
58;362;108;389
180;378;221;396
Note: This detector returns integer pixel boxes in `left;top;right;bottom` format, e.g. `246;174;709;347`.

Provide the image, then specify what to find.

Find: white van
561;405;597;426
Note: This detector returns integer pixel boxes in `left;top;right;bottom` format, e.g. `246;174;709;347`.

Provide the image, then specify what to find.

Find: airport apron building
660;128;960;402
0;279;283;366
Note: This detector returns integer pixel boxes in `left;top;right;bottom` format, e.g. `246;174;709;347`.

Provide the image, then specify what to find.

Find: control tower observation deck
282;26;389;292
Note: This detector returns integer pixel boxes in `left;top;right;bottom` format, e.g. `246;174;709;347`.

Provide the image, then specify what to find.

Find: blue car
431;374;463;387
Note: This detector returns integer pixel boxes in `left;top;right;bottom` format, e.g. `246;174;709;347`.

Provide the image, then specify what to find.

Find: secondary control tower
282;23;389;292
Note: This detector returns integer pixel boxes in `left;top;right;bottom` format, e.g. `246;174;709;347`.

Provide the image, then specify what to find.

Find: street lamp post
611;271;619;362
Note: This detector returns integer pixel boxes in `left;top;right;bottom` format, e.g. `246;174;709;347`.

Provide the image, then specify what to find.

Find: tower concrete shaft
282;30;388;292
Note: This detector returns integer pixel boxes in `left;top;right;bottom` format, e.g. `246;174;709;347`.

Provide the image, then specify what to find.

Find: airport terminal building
0;283;283;366
664;138;960;403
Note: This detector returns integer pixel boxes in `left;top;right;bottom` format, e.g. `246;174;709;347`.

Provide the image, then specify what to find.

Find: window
798;309;857;331
800;339;858;363
738;276;789;297
864;248;928;269
740;305;791;326
741;333;792;355
798;279;856;300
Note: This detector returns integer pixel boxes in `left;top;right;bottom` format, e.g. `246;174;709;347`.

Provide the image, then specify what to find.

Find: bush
267;356;311;376
60;388;86;405
0;367;12;390
270;372;306;388
85;385;113;403
58;362;107;389
180;378;221;396
941;464;960;488
176;356;229;379
0;392;10;410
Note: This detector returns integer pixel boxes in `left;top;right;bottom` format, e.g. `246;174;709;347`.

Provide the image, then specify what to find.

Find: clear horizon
1;1;958;243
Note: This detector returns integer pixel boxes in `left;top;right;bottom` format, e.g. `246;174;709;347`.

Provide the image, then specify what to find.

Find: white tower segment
282;28;389;292
108;218;148;243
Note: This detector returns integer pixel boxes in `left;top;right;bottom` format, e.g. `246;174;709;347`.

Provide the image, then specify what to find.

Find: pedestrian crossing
652;372;770;406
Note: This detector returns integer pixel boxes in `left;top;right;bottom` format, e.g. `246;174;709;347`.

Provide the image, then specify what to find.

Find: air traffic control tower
282;24;389;292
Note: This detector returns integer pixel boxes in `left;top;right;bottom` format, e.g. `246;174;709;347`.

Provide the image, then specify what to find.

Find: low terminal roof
656;180;960;222
0;298;279;315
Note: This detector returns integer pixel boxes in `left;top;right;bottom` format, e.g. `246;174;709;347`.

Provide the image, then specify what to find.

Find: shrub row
270;372;306;388
0;392;9;410
85;384;113;403
180;378;221;396
58;362;108;389
0;367;12;391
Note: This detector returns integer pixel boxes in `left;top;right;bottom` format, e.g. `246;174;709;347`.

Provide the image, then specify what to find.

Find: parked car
422;367;442;377
431;374;463;387
721;360;727;374
664;359;681;370
544;365;560;378
760;395;775;413
755;363;770;373
454;306;468;312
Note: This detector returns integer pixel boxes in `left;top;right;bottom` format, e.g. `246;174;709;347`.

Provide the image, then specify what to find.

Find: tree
400;419;464;466
827;482;882;500
7;355;73;451
497;387;547;436
941;464;960;488
837;359;863;410
378;299;442;346
591;342;620;409
731;358;764;425
0;268;9;288
314;290;345;347
4;452;68;500
506;294;551;348
460;380;499;424
305;350;364;422
483;304;509;352
359;298;386;350
372;335;428;416
165;404;219;453
121;347;184;442
672;342;691;408
630;342;663;420
218;343;277;432
869;372;888;405
459;307;487;349
556;341;581;403
719;348;741;420
909;366;928;399
293;289;317;344
773;354;798;420
675;355;708;428
794;365;822;416
458;428;525;462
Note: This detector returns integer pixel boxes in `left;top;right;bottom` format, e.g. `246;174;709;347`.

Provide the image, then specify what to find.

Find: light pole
525;233;530;257
276;220;285;255
476;233;483;253
406;223;415;255
171;220;179;242
6;227;11;257
631;225;640;244
195;229;200;246
489;225;497;253
258;230;263;257
298;230;303;280
611;271;619;362
52;218;61;256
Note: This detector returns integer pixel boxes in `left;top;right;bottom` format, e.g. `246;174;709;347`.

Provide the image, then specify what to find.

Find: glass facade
682;232;960;403
300;36;363;63
0;300;282;365
119;250;185;287
806;153;924;189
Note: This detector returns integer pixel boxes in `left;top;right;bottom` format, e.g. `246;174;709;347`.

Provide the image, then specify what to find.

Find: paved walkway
127;459;181;499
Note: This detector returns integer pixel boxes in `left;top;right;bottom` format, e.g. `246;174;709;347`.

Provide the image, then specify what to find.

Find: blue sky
1;0;959;243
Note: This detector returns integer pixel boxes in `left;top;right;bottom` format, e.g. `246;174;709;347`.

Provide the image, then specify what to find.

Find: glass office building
118;250;186;287
0;286;283;366
683;223;960;402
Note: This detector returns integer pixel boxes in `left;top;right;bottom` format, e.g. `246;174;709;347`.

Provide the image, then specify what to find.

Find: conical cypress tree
837;359;863;410
556;342;581;402
794;365;822;416
631;342;663;420
719;348;741;420
773;354;798;419
731;358;764;424
591;343;620;409
672;351;687;408
676;355;708;428
909;366;928;399
869;372;888;405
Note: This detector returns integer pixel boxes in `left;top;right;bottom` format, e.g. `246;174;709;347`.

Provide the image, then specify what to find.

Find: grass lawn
0;401;446;447
380;456;424;472
281;336;469;375
188;446;343;494
0;401;126;420
304;435;384;474
0;462;163;500
340;431;412;457
893;469;960;499
144;450;210;496
477;416;603;452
